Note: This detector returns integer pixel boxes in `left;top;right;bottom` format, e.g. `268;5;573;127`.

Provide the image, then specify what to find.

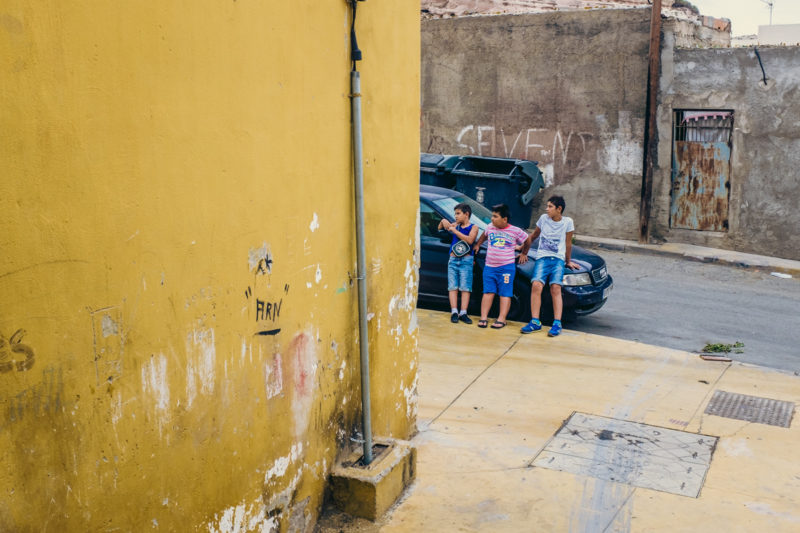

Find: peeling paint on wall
141;353;170;433
289;333;317;438
403;372;419;419
241;340;249;364
260;441;311;529
407;309;419;335
186;328;217;407
206;499;278;533
111;392;124;425
265;353;283;400
388;260;418;318
309;213;319;232
90;306;124;385
264;443;304;483
595;112;644;175
101;314;119;337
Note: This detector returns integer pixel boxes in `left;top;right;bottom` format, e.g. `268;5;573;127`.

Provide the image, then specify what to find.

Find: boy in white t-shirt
518;196;579;337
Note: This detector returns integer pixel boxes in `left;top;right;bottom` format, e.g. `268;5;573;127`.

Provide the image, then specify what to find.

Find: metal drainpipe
351;69;373;465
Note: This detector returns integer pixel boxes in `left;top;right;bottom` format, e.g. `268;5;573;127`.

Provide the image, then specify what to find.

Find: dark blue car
419;185;613;322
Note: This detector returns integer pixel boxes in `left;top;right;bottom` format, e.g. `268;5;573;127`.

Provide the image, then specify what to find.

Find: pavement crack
601;487;636;533
720;421;753;437
429;337;521;425
426;465;529;476
691;364;731;434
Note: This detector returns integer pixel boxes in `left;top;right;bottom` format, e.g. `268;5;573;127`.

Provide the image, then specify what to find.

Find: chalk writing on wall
454;125;596;185
0;329;35;373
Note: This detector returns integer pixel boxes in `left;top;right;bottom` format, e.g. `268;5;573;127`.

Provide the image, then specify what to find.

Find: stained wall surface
656;36;800;260
422;8;652;235
0;1;419;531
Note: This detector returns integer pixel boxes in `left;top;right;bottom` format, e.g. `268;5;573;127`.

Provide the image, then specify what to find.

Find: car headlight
561;272;592;286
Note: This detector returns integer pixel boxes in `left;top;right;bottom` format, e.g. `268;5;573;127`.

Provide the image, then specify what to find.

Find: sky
688;0;800;36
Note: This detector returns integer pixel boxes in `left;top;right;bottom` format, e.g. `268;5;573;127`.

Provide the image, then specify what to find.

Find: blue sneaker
548;321;562;337
521;319;542;334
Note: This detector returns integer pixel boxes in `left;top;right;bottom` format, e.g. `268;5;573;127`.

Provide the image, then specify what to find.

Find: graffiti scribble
248;243;273;275
256;299;283;322
0;329;35;373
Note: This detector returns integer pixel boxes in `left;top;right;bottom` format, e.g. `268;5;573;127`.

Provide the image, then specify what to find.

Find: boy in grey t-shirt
518;195;578;336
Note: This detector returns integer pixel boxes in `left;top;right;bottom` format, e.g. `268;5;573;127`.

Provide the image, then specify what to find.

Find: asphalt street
569;249;800;374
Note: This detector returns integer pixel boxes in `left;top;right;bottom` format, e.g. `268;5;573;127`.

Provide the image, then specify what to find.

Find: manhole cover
532;412;718;498
704;390;794;428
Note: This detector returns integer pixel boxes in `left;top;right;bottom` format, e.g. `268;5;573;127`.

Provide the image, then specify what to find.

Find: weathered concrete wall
422;9;652;235
664;17;731;48
655;34;800;260
422;0;657;18
0;1;419;531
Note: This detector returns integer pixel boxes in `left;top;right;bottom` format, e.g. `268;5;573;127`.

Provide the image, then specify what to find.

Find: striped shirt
484;224;528;267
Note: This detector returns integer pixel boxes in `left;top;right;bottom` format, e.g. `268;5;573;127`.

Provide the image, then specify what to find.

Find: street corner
409;309;800;531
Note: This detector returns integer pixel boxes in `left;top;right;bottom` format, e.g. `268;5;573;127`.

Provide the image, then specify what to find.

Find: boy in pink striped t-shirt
471;204;529;329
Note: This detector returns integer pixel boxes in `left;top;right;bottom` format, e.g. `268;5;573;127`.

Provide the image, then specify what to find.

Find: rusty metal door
670;111;733;231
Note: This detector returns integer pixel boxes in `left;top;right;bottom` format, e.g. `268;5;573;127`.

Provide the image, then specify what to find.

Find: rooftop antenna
758;0;774;25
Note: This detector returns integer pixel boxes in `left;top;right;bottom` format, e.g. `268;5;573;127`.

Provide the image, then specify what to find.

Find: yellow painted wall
0;1;419;530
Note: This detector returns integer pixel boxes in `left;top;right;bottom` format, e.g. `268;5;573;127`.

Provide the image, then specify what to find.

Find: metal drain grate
705;390;795;428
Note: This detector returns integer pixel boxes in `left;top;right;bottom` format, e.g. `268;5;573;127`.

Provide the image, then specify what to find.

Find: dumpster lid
451;156;542;188
420;153;462;173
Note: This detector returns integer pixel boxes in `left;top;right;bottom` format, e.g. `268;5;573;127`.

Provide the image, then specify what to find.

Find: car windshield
430;194;492;231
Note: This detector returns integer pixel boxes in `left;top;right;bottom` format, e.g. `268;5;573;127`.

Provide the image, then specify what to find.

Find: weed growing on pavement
702;341;744;354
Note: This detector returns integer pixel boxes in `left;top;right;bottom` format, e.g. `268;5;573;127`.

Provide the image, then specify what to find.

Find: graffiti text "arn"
256;299;282;322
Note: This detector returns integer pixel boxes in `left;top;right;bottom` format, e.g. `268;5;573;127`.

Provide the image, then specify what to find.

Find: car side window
420;202;443;237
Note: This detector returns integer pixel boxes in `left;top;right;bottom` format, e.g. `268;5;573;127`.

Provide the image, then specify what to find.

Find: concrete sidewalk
372;310;800;532
574;236;800;278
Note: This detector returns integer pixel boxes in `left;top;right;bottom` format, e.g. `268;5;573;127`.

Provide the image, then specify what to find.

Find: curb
575;236;800;278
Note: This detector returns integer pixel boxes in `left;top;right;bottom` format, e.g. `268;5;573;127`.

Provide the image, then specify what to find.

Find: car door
418;199;451;299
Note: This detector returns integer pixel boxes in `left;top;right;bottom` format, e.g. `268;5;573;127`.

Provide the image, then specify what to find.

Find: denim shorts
532;256;566;286
447;255;474;292
483;263;516;297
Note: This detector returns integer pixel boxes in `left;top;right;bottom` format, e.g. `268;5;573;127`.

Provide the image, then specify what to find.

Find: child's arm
463;224;478;245
448;224;477;244
518;227;540;256
438;218;452;231
565;231;579;269
517;227;533;264
472;230;488;254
